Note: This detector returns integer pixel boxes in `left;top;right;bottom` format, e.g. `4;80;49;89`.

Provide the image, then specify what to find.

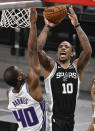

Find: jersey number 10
62;83;73;94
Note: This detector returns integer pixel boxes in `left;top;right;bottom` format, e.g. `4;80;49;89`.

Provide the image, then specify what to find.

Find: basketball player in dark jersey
3;9;45;131
88;76;95;131
37;6;92;131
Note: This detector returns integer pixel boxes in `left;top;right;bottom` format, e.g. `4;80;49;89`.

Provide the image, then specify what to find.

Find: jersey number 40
13;107;39;128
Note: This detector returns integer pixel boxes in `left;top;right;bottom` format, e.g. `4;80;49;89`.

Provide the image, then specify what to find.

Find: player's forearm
28;23;37;53
75;26;92;55
37;25;50;52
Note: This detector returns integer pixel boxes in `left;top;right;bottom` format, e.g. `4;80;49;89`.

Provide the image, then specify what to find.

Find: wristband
74;23;80;28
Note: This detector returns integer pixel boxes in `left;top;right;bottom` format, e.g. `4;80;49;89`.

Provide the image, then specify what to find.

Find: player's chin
59;58;67;63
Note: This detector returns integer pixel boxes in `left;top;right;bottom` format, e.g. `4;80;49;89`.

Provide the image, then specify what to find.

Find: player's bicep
38;50;55;72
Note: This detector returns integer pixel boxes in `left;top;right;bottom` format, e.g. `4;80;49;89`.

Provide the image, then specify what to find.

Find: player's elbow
86;49;92;58
85;53;91;63
85;46;92;58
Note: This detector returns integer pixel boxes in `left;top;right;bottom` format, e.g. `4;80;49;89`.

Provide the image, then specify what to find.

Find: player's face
57;41;73;63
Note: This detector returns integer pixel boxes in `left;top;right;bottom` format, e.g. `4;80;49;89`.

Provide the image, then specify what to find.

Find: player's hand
68;6;79;27
91;76;95;101
43;13;56;28
30;8;37;24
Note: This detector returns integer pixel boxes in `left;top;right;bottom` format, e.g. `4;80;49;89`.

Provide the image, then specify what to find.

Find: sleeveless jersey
45;62;80;131
8;83;45;131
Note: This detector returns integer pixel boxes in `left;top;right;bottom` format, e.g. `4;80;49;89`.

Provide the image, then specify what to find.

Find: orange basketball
44;5;67;24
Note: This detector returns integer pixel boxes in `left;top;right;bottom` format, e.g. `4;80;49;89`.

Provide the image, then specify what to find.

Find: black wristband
74;23;80;28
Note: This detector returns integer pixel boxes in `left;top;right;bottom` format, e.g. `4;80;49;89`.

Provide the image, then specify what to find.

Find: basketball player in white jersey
88;76;95;131
3;9;45;131
37;6;92;131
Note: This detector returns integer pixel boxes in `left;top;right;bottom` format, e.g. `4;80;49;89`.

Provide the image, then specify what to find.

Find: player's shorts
52;116;75;131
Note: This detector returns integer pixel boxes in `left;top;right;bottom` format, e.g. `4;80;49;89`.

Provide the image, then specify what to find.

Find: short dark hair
58;41;75;53
3;66;18;87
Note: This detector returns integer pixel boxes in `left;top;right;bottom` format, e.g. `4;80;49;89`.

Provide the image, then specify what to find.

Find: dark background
0;6;95;58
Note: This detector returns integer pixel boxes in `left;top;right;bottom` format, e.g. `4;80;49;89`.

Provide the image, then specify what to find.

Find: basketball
44;5;67;24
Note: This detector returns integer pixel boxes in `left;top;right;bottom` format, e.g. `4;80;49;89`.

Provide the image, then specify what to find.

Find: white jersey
8;83;45;131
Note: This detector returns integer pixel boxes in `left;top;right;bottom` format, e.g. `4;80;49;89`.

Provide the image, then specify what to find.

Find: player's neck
59;60;70;69
13;82;25;93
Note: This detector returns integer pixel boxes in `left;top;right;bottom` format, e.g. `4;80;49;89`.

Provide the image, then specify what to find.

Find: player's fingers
69;6;75;15
68;13;73;20
43;12;47;21
43;12;45;18
31;8;36;13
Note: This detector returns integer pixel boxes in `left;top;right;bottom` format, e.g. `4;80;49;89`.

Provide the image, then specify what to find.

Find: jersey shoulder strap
44;62;57;81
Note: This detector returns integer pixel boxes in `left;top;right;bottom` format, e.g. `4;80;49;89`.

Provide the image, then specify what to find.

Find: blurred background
0;4;95;131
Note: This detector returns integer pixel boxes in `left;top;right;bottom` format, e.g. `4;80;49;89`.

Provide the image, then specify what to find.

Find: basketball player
3;9;45;131
37;6;92;131
88;76;95;131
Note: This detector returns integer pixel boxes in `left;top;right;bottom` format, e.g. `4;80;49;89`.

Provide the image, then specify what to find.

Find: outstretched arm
27;8;41;88
37;15;56;52
37;15;56;72
68;6;92;79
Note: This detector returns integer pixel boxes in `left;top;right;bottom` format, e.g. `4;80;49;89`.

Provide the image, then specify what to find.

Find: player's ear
71;51;76;57
17;75;23;81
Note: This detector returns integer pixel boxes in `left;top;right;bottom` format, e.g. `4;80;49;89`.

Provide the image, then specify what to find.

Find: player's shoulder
20;83;29;93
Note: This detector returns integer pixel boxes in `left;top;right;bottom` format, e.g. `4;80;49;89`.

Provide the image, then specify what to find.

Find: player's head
3;66;26;88
57;41;75;63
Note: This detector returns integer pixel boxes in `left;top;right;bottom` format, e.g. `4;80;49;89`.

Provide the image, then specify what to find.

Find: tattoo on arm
37;26;50;51
38;51;54;71
76;27;89;43
75;26;92;72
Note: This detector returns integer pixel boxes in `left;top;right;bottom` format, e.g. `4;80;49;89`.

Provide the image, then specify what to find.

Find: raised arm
37;15;56;72
68;6;92;79
27;8;41;88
